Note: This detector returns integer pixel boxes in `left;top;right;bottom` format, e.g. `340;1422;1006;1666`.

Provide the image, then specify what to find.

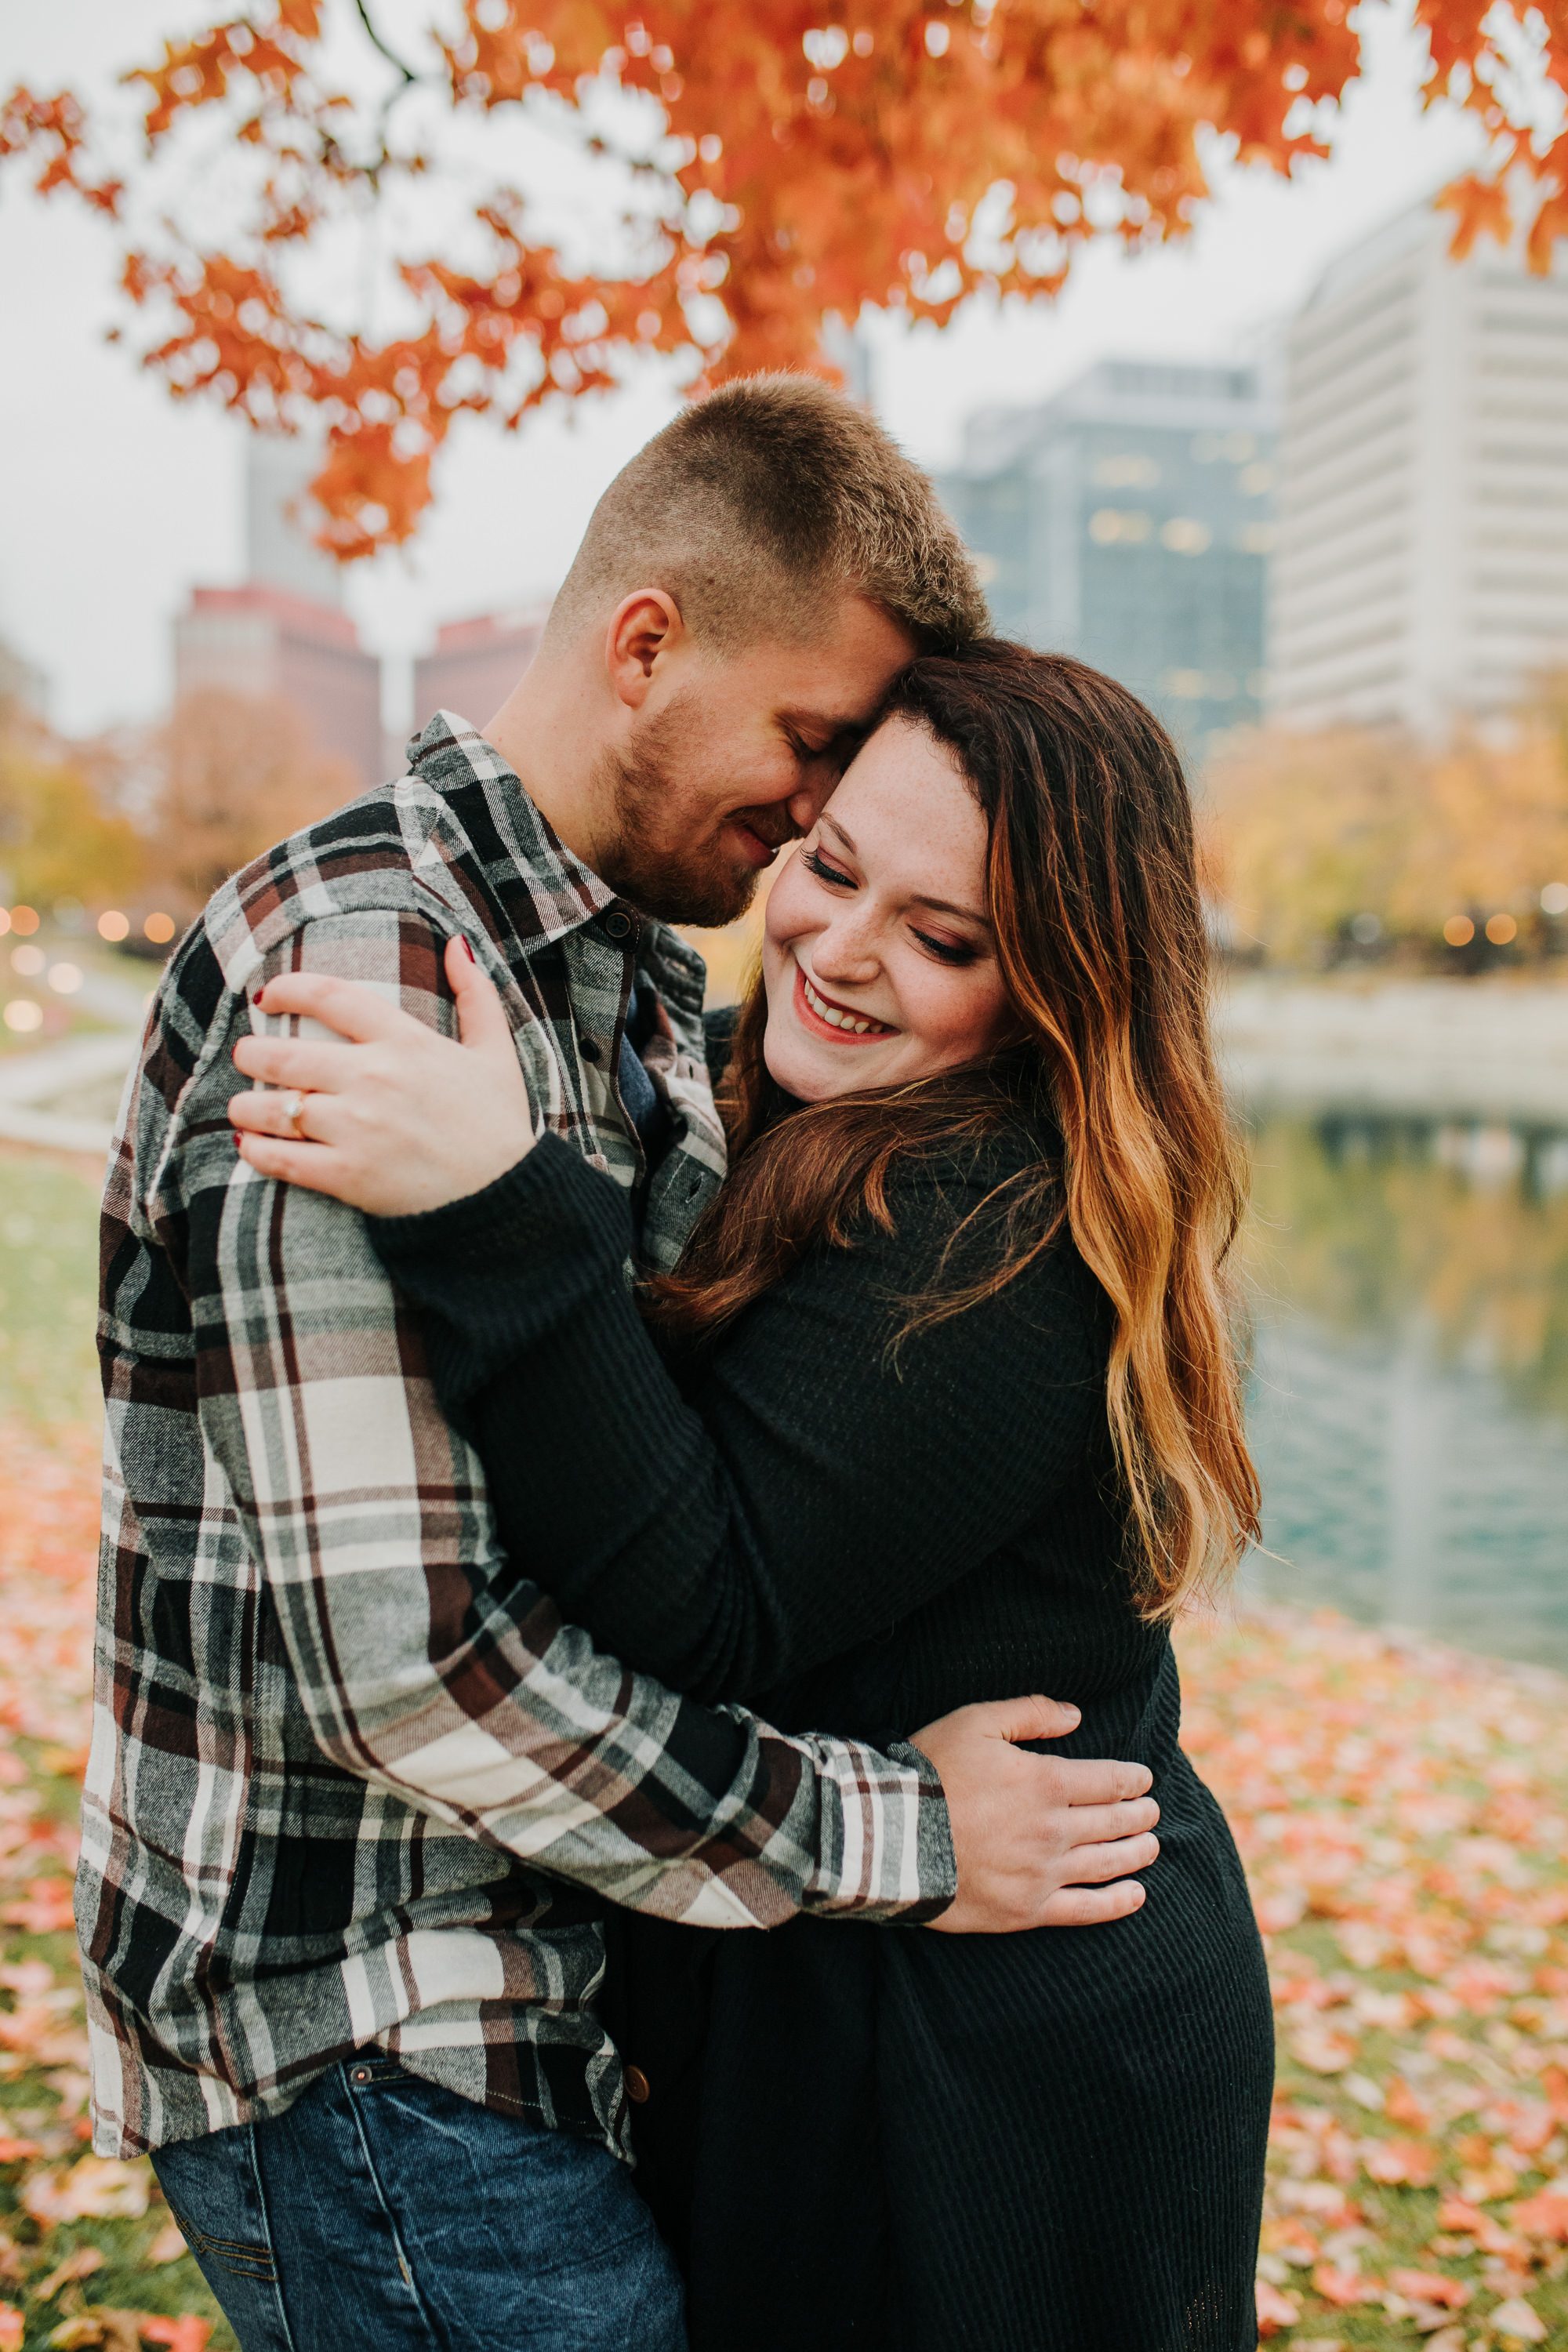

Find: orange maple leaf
1312;2263;1381;2306
1254;2278;1300;2335
1364;2136;1439;2187
138;2319;214;2352
3;0;1564;557
1509;2192;1568;2245
1389;2268;1472;2307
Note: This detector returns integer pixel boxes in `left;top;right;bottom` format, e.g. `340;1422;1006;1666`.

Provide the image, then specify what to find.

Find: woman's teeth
803;973;890;1035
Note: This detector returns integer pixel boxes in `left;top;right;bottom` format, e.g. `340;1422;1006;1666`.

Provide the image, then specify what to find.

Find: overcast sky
0;0;1480;738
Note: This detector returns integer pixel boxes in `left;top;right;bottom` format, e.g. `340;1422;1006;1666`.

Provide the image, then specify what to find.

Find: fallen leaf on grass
36;2246;104;2301
24;2157;151;2223
1254;1889;1308;1933
47;2318;143;2352
0;2307;20;2352
144;2225;188;2266
1508;2188;1568;2242
0;2137;42;2161
1363;2135;1439;2186
1386;2077;1433;2131
1311;2262;1381;2306
2;1876;78;1933
1259;2214;1318;2264
1290;2024;1358;2075
41;2305;213;2352
1437;2194;1524;2257
1487;2295;1548;2343
1254;2277;1300;2334
139;2322;212;2352
1388;2267;1472;2308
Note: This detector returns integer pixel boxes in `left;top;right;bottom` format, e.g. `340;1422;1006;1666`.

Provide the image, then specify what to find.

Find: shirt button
624;2065;651;2104
604;912;633;941
579;1038;602;1064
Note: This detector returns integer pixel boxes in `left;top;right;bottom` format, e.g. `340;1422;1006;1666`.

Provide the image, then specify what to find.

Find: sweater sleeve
371;1130;1107;1707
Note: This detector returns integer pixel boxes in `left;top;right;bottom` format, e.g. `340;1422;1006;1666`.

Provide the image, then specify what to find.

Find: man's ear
605;590;687;710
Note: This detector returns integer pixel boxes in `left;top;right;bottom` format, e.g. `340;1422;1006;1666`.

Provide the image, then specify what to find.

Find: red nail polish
252;991;265;1007
459;937;476;963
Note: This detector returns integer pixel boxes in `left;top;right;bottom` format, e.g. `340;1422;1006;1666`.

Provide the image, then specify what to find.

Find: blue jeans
151;2056;688;2352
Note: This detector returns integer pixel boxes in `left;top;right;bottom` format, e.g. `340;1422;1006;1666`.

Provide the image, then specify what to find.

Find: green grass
0;1156;103;1430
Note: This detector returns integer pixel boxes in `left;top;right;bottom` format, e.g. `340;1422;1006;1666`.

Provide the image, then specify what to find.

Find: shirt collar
405;709;712;1011
405;709;615;950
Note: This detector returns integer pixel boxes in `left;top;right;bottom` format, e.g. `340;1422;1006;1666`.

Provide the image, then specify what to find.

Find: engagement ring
280;1089;309;1136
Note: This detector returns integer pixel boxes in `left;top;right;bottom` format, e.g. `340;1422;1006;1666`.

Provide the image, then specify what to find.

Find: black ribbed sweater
372;1081;1274;2352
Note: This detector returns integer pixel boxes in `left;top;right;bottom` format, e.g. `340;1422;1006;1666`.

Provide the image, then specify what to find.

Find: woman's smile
761;715;1011;1103
793;960;896;1040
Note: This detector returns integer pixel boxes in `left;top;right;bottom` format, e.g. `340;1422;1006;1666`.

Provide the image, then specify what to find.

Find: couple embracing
81;376;1273;2350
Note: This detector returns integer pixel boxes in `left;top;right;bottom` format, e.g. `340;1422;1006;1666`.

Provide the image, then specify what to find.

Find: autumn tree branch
352;0;418;87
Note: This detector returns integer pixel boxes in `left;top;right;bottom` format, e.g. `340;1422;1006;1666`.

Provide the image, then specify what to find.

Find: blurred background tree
0;701;144;911
146;689;358;916
1203;671;1568;967
3;0;1564;564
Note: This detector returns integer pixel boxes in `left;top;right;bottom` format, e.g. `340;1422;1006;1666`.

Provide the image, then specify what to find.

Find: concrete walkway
0;1031;140;1157
1216;976;1568;1125
0;966;151;1158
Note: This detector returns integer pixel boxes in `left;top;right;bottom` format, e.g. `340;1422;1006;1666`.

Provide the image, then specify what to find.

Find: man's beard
596;695;790;929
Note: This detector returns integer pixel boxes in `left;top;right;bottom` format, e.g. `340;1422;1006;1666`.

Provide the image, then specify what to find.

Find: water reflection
1241;1111;1568;1668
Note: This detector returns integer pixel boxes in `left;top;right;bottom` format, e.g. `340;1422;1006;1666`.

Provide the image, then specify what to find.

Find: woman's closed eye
911;927;980;967
804;847;855;889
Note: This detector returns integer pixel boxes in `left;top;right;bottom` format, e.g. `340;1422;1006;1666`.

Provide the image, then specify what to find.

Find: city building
174;585;383;789
1269;201;1568;735
172;438;383;788
936;360;1277;752
412;608;548;735
245;434;346;609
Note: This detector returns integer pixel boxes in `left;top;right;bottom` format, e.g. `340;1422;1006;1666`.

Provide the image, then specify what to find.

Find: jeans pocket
166;2204;278;2284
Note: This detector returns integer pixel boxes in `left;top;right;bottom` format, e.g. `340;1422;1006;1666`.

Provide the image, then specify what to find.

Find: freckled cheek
763;866;818;958
902;970;1007;1063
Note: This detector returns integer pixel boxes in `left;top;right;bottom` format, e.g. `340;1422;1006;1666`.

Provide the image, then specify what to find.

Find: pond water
1240;1110;1568;1671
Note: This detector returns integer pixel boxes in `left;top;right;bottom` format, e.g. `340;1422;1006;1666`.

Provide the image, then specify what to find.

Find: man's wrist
887;1737;958;1920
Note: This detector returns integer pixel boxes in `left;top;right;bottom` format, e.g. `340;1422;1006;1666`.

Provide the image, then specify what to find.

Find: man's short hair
545;373;989;656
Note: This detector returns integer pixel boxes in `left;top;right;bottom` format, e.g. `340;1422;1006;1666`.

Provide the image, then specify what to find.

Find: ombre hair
643;641;1261;1618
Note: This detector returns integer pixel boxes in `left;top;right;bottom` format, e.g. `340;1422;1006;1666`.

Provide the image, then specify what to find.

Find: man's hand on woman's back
912;1696;1160;1933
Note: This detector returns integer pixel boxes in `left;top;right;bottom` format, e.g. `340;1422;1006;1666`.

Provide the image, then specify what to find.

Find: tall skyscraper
244;435;344;609
936;360;1276;753
173;437;383;788
1269;201;1568;735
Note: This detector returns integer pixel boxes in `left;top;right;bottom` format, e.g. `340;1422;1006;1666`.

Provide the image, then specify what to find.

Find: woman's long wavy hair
644;641;1261;1618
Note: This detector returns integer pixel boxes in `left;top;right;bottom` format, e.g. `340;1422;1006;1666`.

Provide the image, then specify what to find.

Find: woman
230;644;1274;2350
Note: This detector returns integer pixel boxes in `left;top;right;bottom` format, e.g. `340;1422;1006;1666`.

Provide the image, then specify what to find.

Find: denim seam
166;2210;274;2268
241;2122;303;2352
339;2065;445;2347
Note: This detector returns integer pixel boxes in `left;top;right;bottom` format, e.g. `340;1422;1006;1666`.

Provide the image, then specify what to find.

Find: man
82;377;1158;2350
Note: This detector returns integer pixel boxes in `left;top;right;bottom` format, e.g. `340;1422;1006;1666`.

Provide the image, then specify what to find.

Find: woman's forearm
372;1135;1102;1704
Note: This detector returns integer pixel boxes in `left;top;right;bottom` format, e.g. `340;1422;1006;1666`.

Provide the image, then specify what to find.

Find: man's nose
786;774;833;835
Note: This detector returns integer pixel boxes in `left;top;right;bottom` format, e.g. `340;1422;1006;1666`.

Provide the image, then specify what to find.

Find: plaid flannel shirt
80;712;954;2162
